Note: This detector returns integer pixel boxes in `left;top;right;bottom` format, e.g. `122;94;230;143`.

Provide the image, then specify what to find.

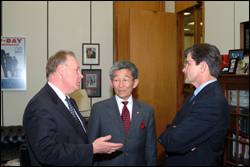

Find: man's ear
133;79;139;88
110;79;114;88
201;61;208;73
57;64;65;76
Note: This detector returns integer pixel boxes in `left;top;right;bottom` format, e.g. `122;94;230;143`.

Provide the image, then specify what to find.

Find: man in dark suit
23;50;123;166
158;43;230;166
88;61;157;166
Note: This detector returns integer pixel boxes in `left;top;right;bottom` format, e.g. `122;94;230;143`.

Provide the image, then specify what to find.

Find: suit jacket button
126;138;128;141
125;152;128;156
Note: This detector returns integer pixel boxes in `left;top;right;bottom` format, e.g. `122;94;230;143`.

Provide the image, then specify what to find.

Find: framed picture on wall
1;36;26;91
228;58;238;74
240;21;249;55
228;49;244;62
81;69;101;97
82;43;100;65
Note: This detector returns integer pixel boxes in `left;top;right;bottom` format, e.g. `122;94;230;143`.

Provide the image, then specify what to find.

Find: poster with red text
1;37;26;90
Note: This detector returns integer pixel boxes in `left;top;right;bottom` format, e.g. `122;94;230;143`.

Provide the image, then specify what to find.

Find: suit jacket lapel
44;83;88;139
179;81;220;121
106;96;127;136
128;98;143;136
194;81;219;101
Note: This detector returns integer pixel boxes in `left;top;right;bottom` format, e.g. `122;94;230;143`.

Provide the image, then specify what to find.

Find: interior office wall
1;1;113;126
1;1;47;126
205;1;249;62
1;1;249;126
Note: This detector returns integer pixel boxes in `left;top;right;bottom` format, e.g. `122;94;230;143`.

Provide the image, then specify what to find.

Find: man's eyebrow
185;59;193;63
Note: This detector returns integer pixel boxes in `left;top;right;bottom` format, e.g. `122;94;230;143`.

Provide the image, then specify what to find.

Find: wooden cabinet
218;74;249;166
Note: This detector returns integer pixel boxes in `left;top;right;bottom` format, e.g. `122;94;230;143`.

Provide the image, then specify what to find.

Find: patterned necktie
121;101;130;134
65;97;86;133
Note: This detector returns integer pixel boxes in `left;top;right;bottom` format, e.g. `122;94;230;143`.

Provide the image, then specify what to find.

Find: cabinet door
225;89;249;166
129;8;177;164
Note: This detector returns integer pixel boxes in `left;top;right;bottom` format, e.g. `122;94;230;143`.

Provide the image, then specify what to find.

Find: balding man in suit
23;50;122;166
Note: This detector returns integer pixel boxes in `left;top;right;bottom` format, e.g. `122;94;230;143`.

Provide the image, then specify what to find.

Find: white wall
205;1;249;62
1;1;113;126
2;1;48;126
1;1;249;126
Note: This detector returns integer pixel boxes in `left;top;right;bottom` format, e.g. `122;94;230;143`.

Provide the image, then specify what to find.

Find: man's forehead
113;74;130;78
186;54;194;62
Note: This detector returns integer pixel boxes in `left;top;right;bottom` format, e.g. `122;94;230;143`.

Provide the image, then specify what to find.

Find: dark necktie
190;93;195;102
65;97;86;133
121;101;130;134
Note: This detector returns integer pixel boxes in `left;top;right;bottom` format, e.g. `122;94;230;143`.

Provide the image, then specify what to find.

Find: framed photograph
228;49;244;62
1;36;26;91
82;43;100;65
228;58;238;74
81;69;101;97
240;21;249;55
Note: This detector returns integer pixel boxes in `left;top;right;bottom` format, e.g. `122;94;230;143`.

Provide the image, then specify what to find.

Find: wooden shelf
218;74;249;166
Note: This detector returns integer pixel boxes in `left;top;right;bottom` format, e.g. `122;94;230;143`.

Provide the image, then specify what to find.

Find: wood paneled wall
175;1;198;13
114;1;164;62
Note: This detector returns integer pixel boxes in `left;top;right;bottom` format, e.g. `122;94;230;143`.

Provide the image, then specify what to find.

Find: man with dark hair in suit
158;43;230;166
23;50;123;166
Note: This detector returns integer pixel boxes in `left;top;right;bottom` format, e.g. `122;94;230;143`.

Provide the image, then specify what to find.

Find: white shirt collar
115;94;133;106
115;94;133;120
48;82;69;109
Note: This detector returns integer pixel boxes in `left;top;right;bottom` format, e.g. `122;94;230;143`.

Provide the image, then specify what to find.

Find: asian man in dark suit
23;50;123;166
88;61;157;166
158;43;230;166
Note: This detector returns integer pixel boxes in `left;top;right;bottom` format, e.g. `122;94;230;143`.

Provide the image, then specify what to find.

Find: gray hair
109;61;138;80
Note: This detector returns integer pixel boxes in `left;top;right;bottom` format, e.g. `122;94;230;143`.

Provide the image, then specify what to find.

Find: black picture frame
240;21;249;55
243;22;249;54
81;69;101;97
82;43;100;65
228;58;238;74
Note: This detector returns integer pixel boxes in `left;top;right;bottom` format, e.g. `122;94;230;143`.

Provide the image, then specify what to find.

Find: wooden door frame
176;2;204;110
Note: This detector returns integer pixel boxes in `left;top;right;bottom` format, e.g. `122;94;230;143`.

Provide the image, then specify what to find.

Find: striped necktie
65;97;86;133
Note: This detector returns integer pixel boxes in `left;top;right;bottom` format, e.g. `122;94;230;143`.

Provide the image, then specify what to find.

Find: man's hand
93;135;123;154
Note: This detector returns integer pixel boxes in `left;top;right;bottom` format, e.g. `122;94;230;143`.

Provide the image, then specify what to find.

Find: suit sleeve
23;99;93;166
145;107;158;166
87;103;101;166
87;104;101;143
158;98;222;154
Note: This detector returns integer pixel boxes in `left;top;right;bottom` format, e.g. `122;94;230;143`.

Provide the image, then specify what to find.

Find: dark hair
109;61;138;80
46;50;76;79
184;43;221;78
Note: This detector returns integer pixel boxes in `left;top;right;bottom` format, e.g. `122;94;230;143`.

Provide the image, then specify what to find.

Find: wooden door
114;1;164;62
129;8;177;164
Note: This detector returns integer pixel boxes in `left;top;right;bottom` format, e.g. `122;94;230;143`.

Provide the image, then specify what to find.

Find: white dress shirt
48;82;86;132
115;94;133;121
